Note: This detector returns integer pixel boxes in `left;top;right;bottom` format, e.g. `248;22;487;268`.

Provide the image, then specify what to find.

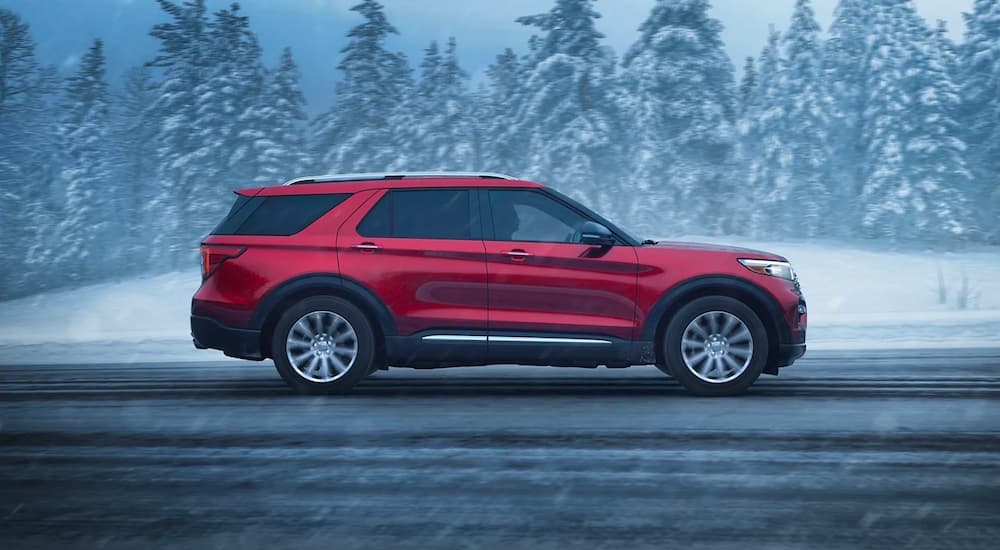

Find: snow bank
0;239;998;364
0;272;222;364
0;272;198;344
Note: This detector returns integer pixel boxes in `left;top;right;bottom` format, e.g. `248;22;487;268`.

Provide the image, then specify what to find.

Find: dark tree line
0;0;998;299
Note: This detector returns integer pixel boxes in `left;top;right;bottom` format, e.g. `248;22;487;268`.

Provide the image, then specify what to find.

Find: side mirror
577;221;615;247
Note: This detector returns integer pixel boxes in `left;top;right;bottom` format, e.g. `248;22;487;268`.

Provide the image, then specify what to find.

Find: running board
421;335;612;345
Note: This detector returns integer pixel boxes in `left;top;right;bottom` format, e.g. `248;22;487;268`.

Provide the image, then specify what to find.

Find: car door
482;188;639;347
338;188;488;363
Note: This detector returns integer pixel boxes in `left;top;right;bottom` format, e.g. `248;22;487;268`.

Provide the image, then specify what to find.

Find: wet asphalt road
1;349;999;549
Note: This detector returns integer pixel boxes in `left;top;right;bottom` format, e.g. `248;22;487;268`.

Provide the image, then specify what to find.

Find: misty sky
1;0;973;114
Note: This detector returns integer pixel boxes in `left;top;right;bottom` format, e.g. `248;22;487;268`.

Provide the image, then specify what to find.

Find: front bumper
191;315;263;360
777;343;806;366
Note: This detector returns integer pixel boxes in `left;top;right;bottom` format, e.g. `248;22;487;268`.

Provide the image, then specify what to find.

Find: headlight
738;258;796;281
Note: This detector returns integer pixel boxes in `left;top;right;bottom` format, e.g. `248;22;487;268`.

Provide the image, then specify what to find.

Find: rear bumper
191;315;263;361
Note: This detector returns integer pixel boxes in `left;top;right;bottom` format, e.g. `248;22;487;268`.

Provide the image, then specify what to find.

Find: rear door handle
505;249;531;261
355;242;380;253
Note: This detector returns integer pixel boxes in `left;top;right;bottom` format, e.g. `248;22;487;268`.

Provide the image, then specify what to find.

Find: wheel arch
250;273;397;359
643;275;787;370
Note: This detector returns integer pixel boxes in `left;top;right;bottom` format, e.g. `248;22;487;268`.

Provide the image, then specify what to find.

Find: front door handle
355;242;380;253
505;249;531;261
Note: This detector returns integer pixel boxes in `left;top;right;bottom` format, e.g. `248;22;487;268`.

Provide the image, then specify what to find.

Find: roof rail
283;171;518;186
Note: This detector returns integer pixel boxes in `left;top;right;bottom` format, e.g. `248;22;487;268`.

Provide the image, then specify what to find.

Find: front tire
271;296;376;395
660;296;768;396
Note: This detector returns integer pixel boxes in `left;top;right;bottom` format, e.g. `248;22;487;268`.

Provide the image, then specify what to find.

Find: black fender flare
640;275;790;346
249;273;397;338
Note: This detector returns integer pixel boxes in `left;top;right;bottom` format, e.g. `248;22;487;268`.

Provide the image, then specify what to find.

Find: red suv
192;172;806;396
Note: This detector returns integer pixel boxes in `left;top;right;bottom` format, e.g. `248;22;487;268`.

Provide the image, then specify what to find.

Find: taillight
200;245;246;280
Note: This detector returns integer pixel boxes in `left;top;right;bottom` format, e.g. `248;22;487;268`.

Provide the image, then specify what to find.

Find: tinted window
212;195;259;235
357;194;391;237
358;189;475;240
489;189;589;242
212;194;349;236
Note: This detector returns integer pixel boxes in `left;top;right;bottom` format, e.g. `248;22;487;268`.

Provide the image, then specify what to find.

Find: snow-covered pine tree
394;38;474;171
620;0;738;237
242;47;312;187
114;66;159;269
959;0;1000;241
738;56;757;116
733;54;761;232
857;1;906;240
742;28;788;238
432;38;474;170
513;0;623;215
188;2;265;238
145;0;210;268
777;0;834;238
389;40;440;170
731;56;760;239
477;48;527;175
898;6;971;239
0;8;59;297
312;0;410;173
53;39;113;283
934;20;960;82
824;0;874;232
859;0;969;241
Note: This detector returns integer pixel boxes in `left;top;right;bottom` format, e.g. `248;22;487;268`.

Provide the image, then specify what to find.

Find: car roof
238;173;545;196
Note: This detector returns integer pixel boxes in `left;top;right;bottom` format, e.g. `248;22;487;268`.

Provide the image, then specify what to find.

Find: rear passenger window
212;194;349;236
357;189;477;240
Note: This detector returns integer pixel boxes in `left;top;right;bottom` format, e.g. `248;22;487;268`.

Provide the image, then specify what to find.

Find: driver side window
488;189;589;242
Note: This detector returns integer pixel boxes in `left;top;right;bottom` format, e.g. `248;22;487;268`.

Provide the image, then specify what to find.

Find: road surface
2;349;999;549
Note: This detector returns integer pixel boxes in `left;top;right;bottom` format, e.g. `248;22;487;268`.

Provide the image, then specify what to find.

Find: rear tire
271;296;376;395
660;296;768;396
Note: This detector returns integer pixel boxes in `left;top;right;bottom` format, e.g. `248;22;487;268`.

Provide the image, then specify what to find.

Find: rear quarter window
212;194;350;236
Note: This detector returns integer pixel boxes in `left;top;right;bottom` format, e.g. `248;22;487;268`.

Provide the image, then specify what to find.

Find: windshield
545;188;643;246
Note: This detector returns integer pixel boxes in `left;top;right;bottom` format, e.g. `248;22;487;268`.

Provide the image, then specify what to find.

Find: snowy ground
0;238;998;364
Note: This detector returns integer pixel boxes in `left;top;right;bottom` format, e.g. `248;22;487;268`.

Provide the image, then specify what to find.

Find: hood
647;241;786;261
